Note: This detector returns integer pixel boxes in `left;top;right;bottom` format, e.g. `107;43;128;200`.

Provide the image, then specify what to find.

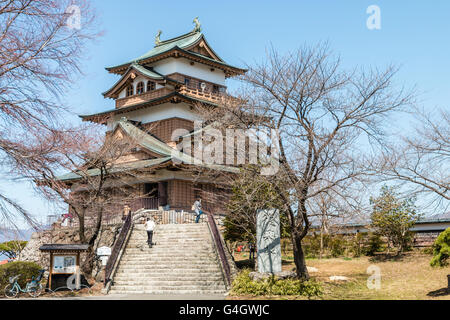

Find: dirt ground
230;251;450;300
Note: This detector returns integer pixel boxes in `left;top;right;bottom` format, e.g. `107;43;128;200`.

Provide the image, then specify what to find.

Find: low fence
53;202;211;230
133;209;207;225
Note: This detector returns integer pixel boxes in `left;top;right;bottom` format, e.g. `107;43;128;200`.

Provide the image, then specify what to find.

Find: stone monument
256;209;282;274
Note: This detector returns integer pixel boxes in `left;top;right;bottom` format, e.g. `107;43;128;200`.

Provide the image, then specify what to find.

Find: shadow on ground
235;259;255;270
235;258;294;270
368;253;406;263
427;288;449;297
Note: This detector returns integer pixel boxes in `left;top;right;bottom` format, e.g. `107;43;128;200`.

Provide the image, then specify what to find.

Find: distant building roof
311;212;450;229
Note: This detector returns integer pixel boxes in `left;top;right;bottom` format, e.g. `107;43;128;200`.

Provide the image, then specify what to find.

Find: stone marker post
257;209;282;274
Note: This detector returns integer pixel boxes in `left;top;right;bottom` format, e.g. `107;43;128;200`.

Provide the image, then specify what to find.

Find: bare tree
376;108;449;207
15;125;153;276
192;44;413;279
0;0;99;229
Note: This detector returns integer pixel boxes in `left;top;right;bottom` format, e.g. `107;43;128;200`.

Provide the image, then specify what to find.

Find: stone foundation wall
19;224;122;280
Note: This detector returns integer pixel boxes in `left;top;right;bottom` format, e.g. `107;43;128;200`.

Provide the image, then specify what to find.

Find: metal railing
130;197;159;212
133;209;207;225
206;211;231;286
104;211;133;287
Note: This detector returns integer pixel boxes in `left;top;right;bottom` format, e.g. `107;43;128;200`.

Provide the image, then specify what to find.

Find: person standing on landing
194;199;203;223
145;218;155;248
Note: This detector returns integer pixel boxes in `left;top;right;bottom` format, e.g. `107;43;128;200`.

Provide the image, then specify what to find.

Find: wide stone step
120;257;217;262
117;259;220;264
125;246;213;251
115;266;222;272
120;253;217;258
124;247;214;253
115;269;221;274
109;289;226;295
118;258;217;269
113;274;223;281
131;230;209;234
110;285;226;292
125;249;215;259
129;235;210;242
119;255;218;260
128;241;212;245
128;239;210;244
134;227;208;231
122;252;215;257
112;279;225;286
120;252;216;258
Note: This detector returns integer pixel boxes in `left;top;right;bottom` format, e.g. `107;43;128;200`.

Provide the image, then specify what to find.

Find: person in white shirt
194;199;203;223
145;218;156;248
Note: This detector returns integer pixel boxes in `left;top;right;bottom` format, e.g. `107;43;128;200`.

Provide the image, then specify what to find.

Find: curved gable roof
106;31;245;76
103;63;170;99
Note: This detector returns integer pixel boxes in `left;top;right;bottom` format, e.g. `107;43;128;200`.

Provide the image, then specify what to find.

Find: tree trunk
78;207;86;244
320;224;324;259
81;207;103;278
291;232;310;280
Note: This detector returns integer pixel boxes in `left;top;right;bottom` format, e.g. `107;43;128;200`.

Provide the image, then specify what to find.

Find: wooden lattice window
147;81;155;91
126;84;134;97
136;82;144;95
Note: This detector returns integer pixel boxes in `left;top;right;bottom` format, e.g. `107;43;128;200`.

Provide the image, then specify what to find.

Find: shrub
0;261;42;293
350;233;366;257
365;233;384;256
370;185;420;253
421;247;433;255
0;241;28;259
430;228;450;267
231;269;323;298
281;238;292;256
330;235;346;257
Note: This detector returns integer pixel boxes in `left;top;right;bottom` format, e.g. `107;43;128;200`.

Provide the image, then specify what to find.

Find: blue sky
3;0;450;228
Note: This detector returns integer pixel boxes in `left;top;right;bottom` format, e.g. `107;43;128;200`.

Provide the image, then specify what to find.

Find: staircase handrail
104;212;133;288
206;211;232;287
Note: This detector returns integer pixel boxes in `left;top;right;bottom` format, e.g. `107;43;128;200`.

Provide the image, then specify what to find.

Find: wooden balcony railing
179;86;224;103
115;87;173;108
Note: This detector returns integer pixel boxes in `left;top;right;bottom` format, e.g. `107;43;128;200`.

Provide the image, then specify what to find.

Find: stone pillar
256;209;282;274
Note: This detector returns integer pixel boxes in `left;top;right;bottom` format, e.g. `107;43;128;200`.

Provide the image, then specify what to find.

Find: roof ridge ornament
155;30;162;45
193;17;201;33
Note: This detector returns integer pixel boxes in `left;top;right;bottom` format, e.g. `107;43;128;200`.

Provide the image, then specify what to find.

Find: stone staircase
109;223;228;295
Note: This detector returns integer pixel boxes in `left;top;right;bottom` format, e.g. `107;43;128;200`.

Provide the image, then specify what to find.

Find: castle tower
79;20;246;213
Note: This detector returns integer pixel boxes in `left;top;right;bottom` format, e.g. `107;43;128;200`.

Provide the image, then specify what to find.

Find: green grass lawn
230;251;450;300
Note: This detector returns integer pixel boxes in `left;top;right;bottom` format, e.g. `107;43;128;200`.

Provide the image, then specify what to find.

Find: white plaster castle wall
107;102;200;131
152;58;226;85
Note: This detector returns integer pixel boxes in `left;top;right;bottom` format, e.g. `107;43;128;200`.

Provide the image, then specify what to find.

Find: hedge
0;261;43;294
